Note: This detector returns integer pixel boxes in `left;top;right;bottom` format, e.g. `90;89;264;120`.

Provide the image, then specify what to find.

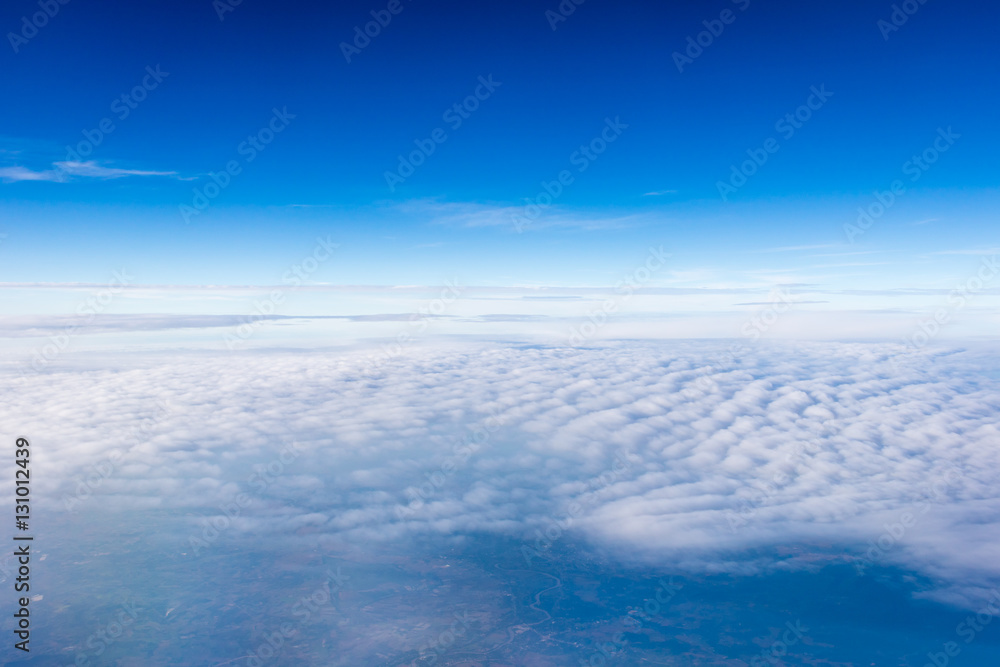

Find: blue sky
5;7;1000;661
1;0;997;316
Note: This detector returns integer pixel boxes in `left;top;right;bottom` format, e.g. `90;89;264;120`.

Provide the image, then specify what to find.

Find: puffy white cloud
2;340;998;608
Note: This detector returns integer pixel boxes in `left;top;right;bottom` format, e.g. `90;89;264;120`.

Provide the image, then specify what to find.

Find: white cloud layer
3;340;998;609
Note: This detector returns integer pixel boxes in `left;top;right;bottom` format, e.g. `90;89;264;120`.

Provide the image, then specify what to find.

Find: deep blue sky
1;0;997;287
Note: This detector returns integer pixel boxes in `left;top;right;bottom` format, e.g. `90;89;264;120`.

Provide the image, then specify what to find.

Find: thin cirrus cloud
929;247;1000;256
756;244;843;253
6;340;999;611
401;198;646;231
0;160;183;183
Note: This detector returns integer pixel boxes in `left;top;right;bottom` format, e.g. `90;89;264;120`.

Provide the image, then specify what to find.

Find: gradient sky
6;6;1000;664
1;0;997;305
